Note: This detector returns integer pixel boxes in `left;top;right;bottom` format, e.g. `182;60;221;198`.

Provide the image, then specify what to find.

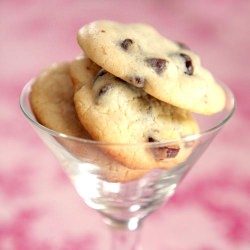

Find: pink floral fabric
1;0;250;249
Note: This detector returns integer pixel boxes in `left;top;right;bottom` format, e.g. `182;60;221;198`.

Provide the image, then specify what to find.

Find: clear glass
20;80;235;249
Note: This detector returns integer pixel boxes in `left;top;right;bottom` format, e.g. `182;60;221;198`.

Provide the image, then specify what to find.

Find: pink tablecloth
1;0;250;249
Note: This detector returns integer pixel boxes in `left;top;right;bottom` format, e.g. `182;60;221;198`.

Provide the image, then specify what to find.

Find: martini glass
20;80;235;250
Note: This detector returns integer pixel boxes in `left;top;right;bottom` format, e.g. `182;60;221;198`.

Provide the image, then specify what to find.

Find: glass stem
110;228;142;250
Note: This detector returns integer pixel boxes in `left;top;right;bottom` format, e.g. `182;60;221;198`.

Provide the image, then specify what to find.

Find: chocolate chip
148;137;157;143
175;41;190;50
180;53;193;75
98;83;113;96
128;76;145;88
148;137;180;160
120;38;133;50
165;146;180;158
145;58;167;74
94;69;107;83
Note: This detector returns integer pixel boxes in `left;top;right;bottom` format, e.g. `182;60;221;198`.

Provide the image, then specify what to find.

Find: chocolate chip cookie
72;56;200;170
77;20;225;114
30;62;147;182
30;62;89;138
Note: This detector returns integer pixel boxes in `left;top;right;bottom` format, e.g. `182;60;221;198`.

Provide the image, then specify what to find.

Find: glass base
103;215;142;231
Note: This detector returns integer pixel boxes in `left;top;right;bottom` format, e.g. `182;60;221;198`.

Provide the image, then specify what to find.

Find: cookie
65;139;148;182
77;20;225;114
30;61;147;182
30;62;89;138
73;56;200;170
70;54;101;92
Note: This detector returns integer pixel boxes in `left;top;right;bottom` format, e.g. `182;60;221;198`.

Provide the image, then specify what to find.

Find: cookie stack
30;20;225;181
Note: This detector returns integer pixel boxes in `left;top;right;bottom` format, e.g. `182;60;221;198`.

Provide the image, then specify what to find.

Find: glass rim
20;78;235;147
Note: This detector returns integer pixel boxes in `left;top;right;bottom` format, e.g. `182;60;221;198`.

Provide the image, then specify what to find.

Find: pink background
1;0;250;249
